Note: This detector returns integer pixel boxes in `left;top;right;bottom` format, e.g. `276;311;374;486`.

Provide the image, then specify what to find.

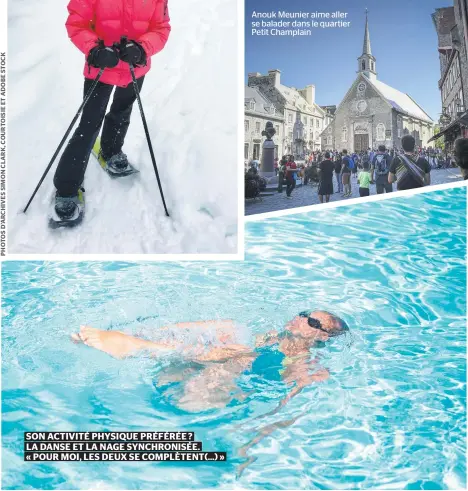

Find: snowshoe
48;188;85;229
92;137;139;177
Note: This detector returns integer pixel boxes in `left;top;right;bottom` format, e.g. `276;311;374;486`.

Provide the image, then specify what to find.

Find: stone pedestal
260;139;276;177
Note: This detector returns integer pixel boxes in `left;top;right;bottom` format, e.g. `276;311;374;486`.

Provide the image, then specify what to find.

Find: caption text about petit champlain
251;11;351;37
0;52;5;256
24;432;227;462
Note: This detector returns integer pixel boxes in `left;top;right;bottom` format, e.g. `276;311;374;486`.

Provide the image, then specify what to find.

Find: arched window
342;126;348;142
327;135;332;146
371;61;374;71
376;123;385;141
362;60;366;71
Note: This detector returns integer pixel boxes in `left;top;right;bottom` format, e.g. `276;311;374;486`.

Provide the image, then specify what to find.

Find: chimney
247;72;262;86
268;69;281;87
301;85;315;105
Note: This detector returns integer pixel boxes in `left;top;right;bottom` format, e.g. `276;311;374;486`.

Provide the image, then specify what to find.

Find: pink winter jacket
66;0;171;87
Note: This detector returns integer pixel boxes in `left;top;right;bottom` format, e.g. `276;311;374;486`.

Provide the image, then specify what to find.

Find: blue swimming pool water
2;187;467;489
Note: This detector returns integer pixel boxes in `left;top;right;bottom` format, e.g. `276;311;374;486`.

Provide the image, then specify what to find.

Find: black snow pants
53;76;145;196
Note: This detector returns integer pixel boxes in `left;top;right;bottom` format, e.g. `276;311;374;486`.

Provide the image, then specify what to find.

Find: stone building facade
244;85;284;164
247;70;326;158
430;2;468;148
327;12;434;152
320;105;337;150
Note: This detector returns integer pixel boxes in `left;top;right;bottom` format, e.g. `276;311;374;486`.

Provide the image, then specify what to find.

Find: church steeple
358;9;377;80
362;9;372;55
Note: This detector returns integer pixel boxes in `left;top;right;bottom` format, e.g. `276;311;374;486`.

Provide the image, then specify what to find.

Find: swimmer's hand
255;330;279;347
236;416;300;479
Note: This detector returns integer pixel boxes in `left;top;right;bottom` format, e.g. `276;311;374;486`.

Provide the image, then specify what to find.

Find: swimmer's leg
177;355;255;412
71;326;175;359
193;344;254;362
155;362;202;387
161;320;238;344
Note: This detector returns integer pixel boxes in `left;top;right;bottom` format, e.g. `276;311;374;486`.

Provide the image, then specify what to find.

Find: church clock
357;82;366;93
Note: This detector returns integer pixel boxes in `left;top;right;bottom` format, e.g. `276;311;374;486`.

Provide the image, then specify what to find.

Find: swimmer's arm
161;319;235;330
261;364;329;418
268;385;304;414
236;366;329;475
237;416;300;478
255;330;279;347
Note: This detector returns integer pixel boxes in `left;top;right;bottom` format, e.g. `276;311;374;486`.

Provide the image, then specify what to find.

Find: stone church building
323;12;434;152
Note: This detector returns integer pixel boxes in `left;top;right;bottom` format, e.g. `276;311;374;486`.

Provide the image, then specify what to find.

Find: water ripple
1;188;466;489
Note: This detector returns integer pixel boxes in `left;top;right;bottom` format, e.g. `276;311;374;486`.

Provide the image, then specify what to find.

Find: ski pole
129;64;170;217
23;68;105;213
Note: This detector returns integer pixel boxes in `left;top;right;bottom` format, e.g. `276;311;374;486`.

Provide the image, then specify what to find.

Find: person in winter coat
53;0;171;219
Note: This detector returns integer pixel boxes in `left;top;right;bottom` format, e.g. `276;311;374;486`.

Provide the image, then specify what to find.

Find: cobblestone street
245;169;463;216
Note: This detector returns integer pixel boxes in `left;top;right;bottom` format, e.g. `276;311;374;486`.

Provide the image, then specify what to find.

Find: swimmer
72;311;348;409
72;311;349;473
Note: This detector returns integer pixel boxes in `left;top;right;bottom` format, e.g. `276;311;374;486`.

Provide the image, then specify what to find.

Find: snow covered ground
8;0;238;254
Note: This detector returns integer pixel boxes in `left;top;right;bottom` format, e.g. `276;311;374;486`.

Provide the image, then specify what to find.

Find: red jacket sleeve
137;0;171;57
65;0;99;55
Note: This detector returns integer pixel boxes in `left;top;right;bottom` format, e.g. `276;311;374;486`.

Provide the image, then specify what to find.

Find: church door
354;134;369;152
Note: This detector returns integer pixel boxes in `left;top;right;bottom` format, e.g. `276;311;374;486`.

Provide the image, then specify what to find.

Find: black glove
87;42;119;69
119;40;147;66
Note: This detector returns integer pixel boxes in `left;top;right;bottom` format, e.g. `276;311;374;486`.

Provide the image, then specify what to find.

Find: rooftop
244;86;279;117
364;76;434;123
276;84;324;116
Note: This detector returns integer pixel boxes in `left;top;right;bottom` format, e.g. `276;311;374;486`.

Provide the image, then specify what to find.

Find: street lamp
456;97;465;116
439;108;451;128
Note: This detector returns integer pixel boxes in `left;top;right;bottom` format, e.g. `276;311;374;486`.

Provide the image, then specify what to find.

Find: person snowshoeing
53;0;171;220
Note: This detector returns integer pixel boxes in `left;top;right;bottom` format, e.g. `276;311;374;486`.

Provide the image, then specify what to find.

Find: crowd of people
245;134;468;203
270;135;458;202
